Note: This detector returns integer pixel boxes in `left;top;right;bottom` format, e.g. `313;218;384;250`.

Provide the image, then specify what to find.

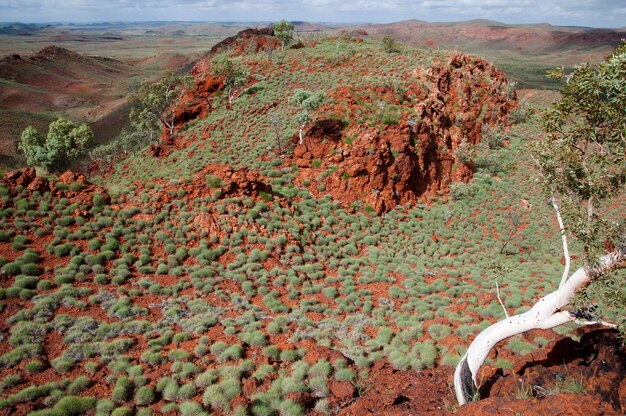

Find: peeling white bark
454;244;625;405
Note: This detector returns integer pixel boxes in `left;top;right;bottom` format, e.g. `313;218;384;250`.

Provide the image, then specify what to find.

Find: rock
457;394;615;416
4;167;36;187
2;168;109;211
26;176;50;192
222;167;272;197
330;381;355;402
58;170;85;184
287;52;516;213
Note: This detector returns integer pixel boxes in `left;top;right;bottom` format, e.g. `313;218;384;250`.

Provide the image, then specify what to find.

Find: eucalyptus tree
19;117;93;172
211;56;249;105
454;41;626;405
129;72;193;143
289;89;326;145
273;19;295;51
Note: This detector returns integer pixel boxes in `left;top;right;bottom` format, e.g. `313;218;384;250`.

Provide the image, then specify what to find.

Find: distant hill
352;19;626;88
0;46;144;165
0;23;45;35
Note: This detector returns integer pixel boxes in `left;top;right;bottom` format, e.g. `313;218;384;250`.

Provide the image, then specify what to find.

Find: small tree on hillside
382;35;401;53
211;56;250;104
129;72;193;143
273;20;295;51
19;117;93;172
454;42;626;406
289;89;326;145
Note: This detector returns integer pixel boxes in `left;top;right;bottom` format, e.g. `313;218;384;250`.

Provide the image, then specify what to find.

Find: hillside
0;31;623;416
0;46;145;166
359;20;626;89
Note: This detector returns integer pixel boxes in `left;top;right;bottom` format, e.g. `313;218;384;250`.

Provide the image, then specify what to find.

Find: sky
1;0;625;28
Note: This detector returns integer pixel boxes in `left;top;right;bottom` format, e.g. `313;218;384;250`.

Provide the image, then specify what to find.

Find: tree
454;41;626;406
129;72;193;143
211;56;249;104
18;117;93;172
289;89;326;145
273;20;295;51
382;35;401;53
269;112;284;155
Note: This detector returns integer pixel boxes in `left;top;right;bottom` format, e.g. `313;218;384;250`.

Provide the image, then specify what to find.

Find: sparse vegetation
0;25;622;416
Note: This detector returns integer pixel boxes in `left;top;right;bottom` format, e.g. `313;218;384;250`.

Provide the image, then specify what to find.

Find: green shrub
11;234;30;250
206;175;224;188
95;399;115;416
334;368;355;382
177;383;197;399
25;360;45;374
112;377;133;403
134;385;156;405
111;407;133;416
67;376;91;394
2;262;22;276
1;373;22;390
29;395;96;416
179;401;208;416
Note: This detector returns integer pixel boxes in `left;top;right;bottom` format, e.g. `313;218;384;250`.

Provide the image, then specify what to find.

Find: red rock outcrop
208;27;278;56
1;168;110;209
292;53;516;213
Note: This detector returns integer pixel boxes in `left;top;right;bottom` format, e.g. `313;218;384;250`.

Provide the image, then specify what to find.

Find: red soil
342;329;624;415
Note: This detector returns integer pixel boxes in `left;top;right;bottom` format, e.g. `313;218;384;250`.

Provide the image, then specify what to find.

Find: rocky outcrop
209;27;278;56
1;168;110;208
292;53;517;214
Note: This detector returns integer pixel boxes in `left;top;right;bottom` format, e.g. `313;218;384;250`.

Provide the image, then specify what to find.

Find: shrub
205;175;224;188
1;373;22;390
195;370;219;388
25;360;45;374
51;355;75;372
112;377;133;403
219;344;243;362
30;395;96;416
12;234;30;250
177;383;197;399
111;407;133;416
20;262;42;276
134;386;156;405
95;399;115;416
179;401;208;416
92;193;107;208
2;262;22;276
382;35;401;53
67;376;91;394
334;368;355;382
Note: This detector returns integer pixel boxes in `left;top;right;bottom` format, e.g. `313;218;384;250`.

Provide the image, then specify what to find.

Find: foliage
536;41;626;318
289;89;326;144
382;35;401;53
18;118;93;172
129;72;193;142
211;56;250;104
273;20;295;51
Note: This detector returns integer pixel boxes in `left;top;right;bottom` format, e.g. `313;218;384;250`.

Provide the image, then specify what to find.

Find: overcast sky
1;0;625;28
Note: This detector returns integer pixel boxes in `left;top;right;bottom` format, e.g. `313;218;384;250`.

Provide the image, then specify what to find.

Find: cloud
0;0;624;26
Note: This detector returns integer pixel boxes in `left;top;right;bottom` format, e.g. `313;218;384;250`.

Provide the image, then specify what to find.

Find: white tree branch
495;279;509;318
454;242;626;406
551;196;571;288
574;319;618;328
